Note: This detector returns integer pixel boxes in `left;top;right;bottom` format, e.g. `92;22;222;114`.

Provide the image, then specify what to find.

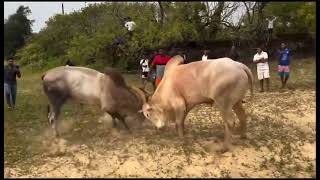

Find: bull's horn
130;86;149;104
138;110;143;113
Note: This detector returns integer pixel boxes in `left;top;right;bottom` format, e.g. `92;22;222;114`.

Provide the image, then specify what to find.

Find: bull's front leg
175;108;186;138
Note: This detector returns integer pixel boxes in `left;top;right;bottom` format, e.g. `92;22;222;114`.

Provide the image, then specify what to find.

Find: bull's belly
70;92;101;105
184;95;214;110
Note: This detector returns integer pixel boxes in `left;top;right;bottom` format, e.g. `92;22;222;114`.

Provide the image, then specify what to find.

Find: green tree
4;6;34;59
264;2;315;35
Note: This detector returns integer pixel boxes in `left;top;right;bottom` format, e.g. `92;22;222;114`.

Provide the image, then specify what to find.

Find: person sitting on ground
202;50;209;61
253;46;270;92
139;54;150;90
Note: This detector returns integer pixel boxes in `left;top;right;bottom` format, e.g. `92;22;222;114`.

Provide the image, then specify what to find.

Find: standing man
139;54;150;90
266;16;277;41
148;51;157;91
150;49;171;87
253;47;270;92
4;57;21;110
202;50;209;61
277;42;291;89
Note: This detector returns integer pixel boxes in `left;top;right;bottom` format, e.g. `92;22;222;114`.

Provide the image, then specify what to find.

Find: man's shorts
141;72;148;79
278;65;290;77
257;68;270;80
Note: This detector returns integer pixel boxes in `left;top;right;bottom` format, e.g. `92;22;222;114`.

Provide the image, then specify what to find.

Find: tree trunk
158;1;164;26
256;2;268;45
209;2;225;39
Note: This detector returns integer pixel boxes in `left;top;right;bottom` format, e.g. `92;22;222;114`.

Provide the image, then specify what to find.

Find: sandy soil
4;89;316;178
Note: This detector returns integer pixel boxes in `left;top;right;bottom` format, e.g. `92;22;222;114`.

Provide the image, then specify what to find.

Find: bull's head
141;102;166;129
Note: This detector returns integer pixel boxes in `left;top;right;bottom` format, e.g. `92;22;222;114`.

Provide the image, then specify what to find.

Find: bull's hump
67;66;101;75
44;66;102;81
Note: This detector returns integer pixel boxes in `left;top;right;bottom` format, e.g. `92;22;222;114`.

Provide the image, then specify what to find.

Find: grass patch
4;57;316;177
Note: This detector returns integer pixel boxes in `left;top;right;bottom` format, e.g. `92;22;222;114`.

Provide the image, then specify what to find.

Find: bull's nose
156;121;165;129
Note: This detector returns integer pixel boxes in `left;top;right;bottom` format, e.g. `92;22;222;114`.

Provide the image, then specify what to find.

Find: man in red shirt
150;49;171;87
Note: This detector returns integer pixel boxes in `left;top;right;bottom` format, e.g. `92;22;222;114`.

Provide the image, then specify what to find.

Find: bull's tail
41;73;46;80
240;64;254;101
47;104;50;115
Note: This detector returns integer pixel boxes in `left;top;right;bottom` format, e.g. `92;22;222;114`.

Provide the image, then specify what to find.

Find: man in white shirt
202;50;209;61
124;17;136;39
139;54;150;90
266;17;277;39
253;47;270;92
125;20;136;31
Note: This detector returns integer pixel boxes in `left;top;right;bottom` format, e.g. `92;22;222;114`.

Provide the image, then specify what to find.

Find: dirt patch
4;89;316;178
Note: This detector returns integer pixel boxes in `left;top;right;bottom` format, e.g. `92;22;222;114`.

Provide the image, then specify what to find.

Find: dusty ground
4;58;316;178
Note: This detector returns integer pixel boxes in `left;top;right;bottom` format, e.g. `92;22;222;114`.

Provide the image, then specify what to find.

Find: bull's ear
143;103;152;111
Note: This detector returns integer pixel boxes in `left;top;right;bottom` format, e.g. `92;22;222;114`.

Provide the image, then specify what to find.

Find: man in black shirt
4;57;21;110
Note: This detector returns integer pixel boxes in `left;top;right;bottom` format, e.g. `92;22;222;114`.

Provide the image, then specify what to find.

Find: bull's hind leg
51;106;62;137
214;99;234;153
47;92;68;137
220;107;234;152
232;101;247;139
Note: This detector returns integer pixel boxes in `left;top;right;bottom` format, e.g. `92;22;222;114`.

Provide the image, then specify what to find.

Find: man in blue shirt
277;42;291;89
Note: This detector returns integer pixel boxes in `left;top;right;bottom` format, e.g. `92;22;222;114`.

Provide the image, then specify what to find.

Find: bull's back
173;58;249;102
43;66;104;105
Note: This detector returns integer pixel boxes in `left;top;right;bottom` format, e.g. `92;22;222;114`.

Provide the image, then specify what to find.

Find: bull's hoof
203;142;230;153
218;147;230;153
53;133;60;138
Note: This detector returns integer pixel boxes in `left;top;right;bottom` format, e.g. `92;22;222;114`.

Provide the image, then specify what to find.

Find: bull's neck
127;87;144;107
152;90;175;110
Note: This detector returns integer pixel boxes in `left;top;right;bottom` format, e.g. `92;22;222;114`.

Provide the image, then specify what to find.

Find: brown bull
42;66;147;136
142;56;254;152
